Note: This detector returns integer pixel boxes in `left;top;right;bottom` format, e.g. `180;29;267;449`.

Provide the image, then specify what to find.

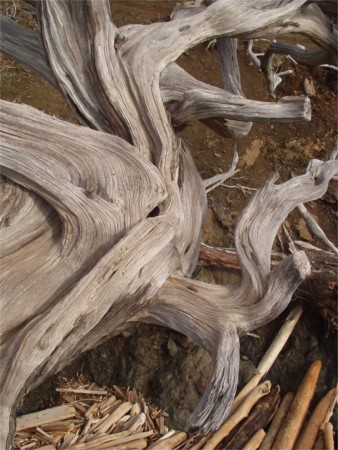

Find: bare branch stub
0;0;337;448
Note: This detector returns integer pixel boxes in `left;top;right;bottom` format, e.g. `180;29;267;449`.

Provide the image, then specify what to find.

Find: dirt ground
1;0;337;433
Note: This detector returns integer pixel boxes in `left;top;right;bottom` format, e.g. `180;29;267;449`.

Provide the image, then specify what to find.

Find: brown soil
1;0;337;433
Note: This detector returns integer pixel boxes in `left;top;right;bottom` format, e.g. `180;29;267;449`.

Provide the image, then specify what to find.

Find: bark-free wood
229;307;302;415
223;385;280;449
242;429;266;450
1;1;337;449
16;405;76;431
273;360;322;450
202;381;271;450
259;392;295;450
199;244;338;327
295;388;337;449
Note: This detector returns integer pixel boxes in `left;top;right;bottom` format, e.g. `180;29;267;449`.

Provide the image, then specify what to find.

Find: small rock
295;218;313;241
303;78;316;96
121;330;133;338
167;338;178;357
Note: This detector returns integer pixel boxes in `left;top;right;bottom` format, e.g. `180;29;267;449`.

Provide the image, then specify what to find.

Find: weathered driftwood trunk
0;1;337;448
199;243;338;329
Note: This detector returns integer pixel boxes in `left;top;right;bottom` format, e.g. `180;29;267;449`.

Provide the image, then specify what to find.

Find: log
0;1;337;449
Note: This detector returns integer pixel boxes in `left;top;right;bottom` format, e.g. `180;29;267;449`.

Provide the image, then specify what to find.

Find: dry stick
16;405;76;431
187;434;210;450
147;431;188;450
313;430;325;449
67;430;153;449
322;385;338;425
56;388;108;395
90;401;130;435
273;360;322;450
241;428;266;450
230;305;303;415
259;392;295;450
296;203;338;255
79;439;148;450
99;395;117;412
178;433;201;450
283;223;297;254
204;147;239;191
323;422;335;450
295;387;337;449
36;427;56;446
202;381;271;450
224;385;280;450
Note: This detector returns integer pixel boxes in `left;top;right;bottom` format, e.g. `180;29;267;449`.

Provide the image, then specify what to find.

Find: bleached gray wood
135;158;337;428
0;100;167;344
162;63;311;125
0;1;337;449
261;41;330;91
0;14;56;87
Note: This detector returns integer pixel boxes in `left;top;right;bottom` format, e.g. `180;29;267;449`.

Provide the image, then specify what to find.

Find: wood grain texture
0;1;337;448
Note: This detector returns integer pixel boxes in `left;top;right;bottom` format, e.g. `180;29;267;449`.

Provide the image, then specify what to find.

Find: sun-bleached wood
0;1;337;449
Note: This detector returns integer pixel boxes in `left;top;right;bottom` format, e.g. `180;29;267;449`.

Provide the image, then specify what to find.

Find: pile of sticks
13;383;174;450
13;307;336;450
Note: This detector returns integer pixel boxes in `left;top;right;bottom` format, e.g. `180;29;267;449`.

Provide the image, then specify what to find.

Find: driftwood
199;244;338;328
241;429;266;450
223;385;281;449
0;1;337;449
273;360;322;450
229;306;303;415
259;392;295;450
295;387;337;449
202;381;271;450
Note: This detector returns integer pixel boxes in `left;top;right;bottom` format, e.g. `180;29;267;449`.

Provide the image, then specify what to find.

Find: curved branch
234;159;338;305
0;100;166;342
262;41;329;68
134;158;337;430
0;217;178;449
0;178;57;258
0;14;56;87
0;13;316;141
38;0;155;159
